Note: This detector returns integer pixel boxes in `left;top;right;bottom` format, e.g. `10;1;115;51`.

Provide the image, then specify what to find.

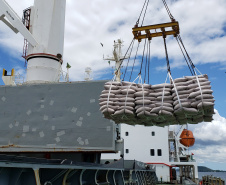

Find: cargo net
99;0;214;126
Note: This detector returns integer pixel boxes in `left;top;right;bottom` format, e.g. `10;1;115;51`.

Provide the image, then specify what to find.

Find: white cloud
186;110;226;164
190;110;226;143
192;145;226;164
1;0;226;81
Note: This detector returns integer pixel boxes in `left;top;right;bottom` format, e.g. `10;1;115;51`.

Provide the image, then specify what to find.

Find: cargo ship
101;40;199;184
0;0;158;184
0;0;209;184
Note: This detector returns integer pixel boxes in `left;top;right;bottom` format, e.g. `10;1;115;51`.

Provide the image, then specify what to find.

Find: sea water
198;172;226;181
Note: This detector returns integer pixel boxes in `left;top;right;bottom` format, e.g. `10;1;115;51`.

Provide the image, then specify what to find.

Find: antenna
84;67;93;81
104;39;128;82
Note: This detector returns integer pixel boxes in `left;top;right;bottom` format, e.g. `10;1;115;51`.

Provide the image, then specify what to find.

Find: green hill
198;166;226;172
198;166;214;172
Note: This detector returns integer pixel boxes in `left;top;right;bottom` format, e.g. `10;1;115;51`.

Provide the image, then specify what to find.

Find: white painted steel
26;57;61;83
25;0;66;83
0;14;18;33
102;125;199;182
122;125;169;162
0;0;38;46
2;75;15;85
27;0;66;55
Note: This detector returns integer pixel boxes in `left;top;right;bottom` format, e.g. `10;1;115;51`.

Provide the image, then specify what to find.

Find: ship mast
104;39;127;82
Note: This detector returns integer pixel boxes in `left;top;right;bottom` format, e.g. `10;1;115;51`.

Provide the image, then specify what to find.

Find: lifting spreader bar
132;21;180;42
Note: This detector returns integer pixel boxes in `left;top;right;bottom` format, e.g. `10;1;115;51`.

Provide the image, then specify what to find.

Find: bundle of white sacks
99;74;214;126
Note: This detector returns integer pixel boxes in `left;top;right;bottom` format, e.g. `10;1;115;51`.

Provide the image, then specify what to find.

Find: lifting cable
121;0;196;83
177;35;196;71
163;37;171;74
175;37;194;76
129;42;141;81
161;0;174;74
162;0;196;75
144;39;149;83
162;0;175;21
122;39;135;81
139;38;148;76
115;38;135;77
141;0;150;27
148;40;151;84
136;0;148;25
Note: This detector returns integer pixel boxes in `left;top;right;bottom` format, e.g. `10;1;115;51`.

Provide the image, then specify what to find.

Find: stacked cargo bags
135;84;162;126
112;81;136;124
150;83;176;126
186;75;214;122
172;77;199;124
99;74;214;126
99;81;121;119
172;74;214;124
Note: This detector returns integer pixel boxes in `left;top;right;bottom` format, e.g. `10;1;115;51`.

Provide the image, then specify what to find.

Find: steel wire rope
161;0;196;76
186;123;189;156
148;40;151;84
139;38;148;77
114;38;135;78
122;39;135;81
177;35;196;73
175;36;194;76
163;1;173;20
163;37;171;74
162;0;175;21
129;42;141;81
141;0;150;27
136;0;148;25
144;39;149;83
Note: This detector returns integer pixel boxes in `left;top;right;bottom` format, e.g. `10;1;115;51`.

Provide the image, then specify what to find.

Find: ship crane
0;0;66;84
0;0;38;47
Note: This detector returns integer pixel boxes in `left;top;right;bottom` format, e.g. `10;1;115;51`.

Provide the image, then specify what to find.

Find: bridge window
150;149;155;156
157;149;162;156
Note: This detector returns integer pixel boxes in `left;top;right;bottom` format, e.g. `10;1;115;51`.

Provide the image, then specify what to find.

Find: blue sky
1;0;226;171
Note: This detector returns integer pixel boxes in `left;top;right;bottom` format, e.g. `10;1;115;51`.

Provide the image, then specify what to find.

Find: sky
176;110;226;171
0;0;226;170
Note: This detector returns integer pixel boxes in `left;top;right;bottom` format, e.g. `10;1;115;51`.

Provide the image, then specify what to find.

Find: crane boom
0;0;38;47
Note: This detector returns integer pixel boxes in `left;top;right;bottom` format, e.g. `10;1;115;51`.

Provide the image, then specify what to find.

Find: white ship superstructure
102;125;198;183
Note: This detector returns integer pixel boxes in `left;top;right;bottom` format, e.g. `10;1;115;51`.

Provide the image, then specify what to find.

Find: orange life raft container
180;129;195;147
